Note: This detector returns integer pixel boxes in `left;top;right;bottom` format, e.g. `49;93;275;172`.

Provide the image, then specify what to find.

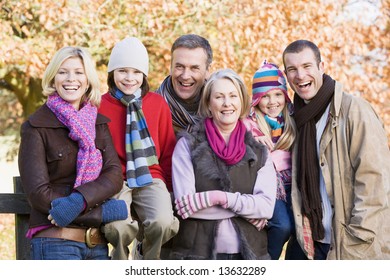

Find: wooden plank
0;193;30;214
0;177;30;259
15;214;30;260
14;176;31;260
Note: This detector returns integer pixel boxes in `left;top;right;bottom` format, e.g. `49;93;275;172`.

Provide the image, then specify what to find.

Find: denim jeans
267;189;294;260
31;237;109;260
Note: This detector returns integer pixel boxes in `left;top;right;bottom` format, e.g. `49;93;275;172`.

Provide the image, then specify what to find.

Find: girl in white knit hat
99;37;179;260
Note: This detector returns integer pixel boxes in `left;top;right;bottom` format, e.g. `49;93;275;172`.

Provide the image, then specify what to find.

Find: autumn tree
0;0;389;159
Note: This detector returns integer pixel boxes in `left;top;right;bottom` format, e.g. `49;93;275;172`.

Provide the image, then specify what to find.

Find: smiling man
282;39;390;260
156;34;213;133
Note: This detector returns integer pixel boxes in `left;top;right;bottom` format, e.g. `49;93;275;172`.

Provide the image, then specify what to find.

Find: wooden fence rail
0;176;31;260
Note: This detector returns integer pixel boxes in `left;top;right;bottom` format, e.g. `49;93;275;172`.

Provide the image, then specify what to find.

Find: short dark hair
282;40;322;67
171;34;213;69
107;71;149;97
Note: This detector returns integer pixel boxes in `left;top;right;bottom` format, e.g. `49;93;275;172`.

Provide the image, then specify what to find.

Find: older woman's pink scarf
204;117;246;165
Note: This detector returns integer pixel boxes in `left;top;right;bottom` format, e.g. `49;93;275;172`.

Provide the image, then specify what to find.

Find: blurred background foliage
0;0;389;160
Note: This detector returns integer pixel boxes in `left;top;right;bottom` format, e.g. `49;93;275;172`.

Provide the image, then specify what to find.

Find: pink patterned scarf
46;93;103;188
204;117;246;165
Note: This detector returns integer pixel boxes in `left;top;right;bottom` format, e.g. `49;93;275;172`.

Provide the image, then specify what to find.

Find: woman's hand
175;191;227;219
101;199;128;223
48;192;84;227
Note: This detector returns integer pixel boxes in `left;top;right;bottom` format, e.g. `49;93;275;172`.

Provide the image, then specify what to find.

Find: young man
156;34;213;133
283;39;390;260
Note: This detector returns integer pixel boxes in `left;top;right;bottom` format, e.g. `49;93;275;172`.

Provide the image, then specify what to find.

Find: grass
0;214;16;260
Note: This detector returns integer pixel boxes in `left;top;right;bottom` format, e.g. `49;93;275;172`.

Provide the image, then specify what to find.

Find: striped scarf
156;75;201;132
276;169;291;201
264;113;284;143
265;113;289;201
111;89;158;188
46;92;102;188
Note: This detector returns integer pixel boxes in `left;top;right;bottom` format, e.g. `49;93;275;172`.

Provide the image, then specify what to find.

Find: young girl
99;37;179;260
244;61;296;260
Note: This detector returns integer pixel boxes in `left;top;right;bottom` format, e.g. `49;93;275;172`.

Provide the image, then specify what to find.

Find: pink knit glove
246;218;268;231
175;190;228;219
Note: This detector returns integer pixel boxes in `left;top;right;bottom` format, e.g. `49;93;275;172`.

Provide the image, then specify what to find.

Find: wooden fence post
0;176;30;259
13;176;30;260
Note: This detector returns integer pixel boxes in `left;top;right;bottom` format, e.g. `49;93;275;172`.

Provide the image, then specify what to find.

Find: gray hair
171;34;213;68
199;68;250;119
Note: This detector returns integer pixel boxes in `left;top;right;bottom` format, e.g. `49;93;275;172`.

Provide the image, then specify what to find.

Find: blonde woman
18;46;127;260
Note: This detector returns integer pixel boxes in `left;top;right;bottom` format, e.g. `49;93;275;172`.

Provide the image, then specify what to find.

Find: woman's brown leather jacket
18;104;123;229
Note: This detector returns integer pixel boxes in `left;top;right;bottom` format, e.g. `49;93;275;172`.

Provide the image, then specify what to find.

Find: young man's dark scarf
293;74;335;241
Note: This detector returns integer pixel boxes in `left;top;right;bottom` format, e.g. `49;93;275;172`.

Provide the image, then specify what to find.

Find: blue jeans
31;237;109;260
267;197;294;260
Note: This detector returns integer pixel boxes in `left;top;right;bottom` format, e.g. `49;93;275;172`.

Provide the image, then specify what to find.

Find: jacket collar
330;81;343;118
28;103;110;128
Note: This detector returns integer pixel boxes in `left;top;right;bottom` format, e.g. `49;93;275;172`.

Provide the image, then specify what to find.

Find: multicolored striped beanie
251;60;291;108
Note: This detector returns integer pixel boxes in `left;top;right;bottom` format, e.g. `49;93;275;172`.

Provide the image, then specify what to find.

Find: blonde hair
42;46;101;106
199;68;250;119
253;105;296;151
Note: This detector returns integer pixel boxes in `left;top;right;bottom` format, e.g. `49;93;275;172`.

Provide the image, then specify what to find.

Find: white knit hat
107;37;149;76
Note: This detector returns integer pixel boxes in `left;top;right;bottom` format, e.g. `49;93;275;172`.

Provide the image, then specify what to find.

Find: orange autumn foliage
0;0;389;147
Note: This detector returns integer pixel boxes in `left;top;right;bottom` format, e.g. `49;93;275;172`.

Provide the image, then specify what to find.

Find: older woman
18;46;127;260
170;69;277;260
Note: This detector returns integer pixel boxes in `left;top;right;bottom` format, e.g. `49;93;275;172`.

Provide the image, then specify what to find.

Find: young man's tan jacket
291;81;390;260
